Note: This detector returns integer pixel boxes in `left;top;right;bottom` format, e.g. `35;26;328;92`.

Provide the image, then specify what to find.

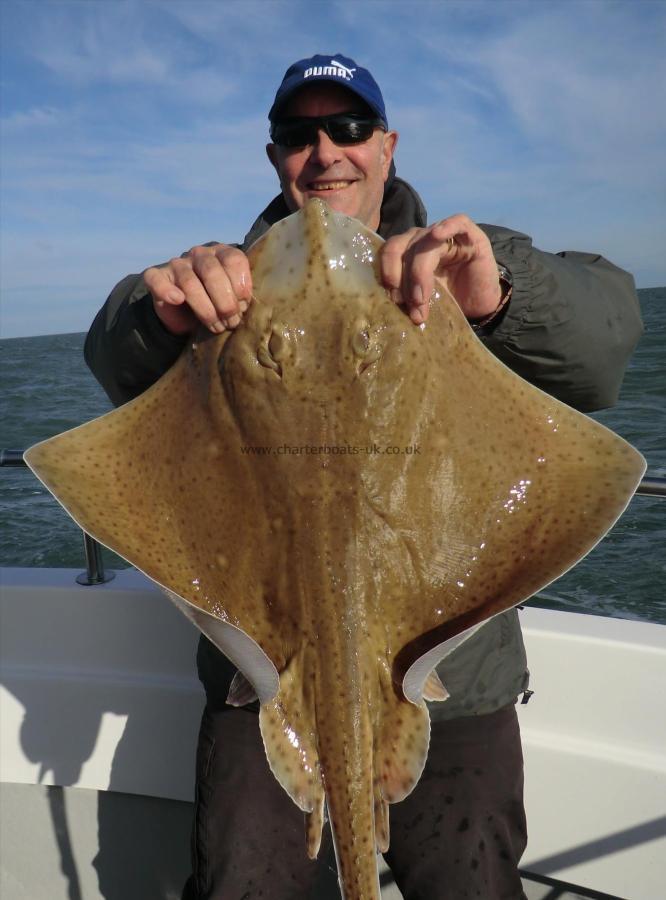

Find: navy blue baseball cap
269;54;388;128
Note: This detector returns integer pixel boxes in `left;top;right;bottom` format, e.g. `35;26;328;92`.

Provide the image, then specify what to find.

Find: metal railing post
76;532;115;585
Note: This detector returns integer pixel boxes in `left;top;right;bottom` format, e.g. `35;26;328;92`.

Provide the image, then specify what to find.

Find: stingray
25;199;645;899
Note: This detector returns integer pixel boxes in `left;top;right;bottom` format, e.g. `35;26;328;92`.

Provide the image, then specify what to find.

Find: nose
309;129;343;167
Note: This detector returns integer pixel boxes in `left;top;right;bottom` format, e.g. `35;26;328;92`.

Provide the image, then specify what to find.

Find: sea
1;288;664;624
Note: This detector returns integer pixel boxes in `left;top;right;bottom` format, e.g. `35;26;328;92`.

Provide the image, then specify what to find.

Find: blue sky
1;0;664;337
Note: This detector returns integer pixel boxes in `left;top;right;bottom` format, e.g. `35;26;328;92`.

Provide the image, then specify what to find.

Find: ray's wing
24;330;294;704
362;284;646;698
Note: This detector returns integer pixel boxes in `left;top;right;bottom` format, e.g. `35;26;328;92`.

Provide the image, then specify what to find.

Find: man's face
266;83;398;231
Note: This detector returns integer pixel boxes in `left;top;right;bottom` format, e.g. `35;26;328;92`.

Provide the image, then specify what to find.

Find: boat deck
380;860;625;899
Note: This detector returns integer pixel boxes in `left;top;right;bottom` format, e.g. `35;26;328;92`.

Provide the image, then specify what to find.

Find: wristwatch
469;263;513;331
497;263;513;295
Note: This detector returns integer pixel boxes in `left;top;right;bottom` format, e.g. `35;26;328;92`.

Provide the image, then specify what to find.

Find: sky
1;0;665;338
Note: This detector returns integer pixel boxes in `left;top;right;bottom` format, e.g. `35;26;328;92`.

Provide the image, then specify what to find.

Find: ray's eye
268;330;285;360
257;326;287;376
352;328;371;357
351;322;381;375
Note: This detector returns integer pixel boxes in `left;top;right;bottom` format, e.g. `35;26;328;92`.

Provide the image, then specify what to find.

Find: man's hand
380;214;503;325
144;244;253;336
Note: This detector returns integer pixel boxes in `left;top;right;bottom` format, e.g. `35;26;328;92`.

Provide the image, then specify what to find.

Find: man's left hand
380;214;503;324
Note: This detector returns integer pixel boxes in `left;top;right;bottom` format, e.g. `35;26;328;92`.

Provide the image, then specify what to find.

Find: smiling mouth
307;181;354;191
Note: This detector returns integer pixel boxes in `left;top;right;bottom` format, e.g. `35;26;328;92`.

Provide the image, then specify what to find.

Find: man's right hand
144;244;253;336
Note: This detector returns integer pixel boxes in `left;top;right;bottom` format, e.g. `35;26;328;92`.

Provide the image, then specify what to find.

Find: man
85;54;642;899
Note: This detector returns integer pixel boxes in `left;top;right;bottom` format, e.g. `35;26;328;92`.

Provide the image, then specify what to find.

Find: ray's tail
316;694;381;900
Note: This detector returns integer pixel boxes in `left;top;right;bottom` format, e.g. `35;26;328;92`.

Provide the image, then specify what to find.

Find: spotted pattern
24;198;646;900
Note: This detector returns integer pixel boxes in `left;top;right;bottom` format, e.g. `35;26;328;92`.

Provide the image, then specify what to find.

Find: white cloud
25;3;166;84
2;112;276;229
157;0;312;49
0;106;62;132
419;2;666;183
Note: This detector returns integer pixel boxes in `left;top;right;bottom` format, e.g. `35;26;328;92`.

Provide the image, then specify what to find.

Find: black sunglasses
270;113;385;148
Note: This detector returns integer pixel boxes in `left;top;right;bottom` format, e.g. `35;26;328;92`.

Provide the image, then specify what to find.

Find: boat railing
2;447;665;587
1;448;115;585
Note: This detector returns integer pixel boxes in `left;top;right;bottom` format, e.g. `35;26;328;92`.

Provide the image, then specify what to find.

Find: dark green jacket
84;176;642;718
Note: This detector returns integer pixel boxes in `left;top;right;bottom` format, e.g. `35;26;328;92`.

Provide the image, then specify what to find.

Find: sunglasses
270;113;385;148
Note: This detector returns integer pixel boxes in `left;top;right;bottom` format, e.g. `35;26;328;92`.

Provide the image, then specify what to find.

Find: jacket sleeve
480;224;643;413
84;274;190;407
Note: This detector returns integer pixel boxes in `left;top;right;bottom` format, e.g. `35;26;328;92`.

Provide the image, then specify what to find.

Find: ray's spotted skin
25;200;646;900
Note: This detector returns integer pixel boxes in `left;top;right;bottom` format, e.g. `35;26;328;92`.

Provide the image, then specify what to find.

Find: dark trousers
181;703;527;900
